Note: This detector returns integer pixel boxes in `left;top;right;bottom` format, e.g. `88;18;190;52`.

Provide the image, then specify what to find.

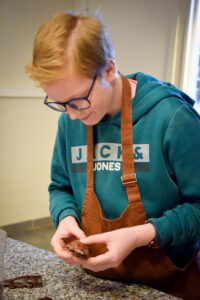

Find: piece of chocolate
66;239;90;258
2;275;42;289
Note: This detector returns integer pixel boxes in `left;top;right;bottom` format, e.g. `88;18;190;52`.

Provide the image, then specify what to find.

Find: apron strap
120;75;142;205
86;74;144;207
86;125;94;189
121;75;136;186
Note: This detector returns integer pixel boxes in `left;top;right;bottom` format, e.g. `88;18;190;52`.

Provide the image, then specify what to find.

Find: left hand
80;223;156;272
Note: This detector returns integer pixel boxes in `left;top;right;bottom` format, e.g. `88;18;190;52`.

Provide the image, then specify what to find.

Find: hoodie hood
103;72;195;126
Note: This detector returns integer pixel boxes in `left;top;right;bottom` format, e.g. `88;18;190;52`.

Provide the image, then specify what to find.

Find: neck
107;74;136;117
107;73;123;117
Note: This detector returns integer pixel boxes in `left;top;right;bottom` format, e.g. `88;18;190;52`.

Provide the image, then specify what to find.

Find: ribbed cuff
147;220;162;248
58;209;81;227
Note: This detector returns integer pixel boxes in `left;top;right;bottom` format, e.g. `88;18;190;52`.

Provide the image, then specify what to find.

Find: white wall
0;0;190;226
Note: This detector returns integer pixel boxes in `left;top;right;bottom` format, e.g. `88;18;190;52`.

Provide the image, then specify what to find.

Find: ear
104;58;117;82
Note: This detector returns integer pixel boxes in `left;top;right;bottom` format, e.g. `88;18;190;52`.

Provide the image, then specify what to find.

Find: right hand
51;216;87;265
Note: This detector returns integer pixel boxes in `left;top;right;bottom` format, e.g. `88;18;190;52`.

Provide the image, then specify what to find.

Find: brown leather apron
81;74;200;300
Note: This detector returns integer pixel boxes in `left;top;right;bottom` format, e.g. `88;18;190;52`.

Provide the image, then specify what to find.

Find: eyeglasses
44;73;98;112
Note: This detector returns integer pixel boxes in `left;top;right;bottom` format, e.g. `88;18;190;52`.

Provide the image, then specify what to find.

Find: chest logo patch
71;143;150;173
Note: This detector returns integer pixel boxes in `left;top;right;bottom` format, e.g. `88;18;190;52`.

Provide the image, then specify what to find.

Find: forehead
43;71;93;101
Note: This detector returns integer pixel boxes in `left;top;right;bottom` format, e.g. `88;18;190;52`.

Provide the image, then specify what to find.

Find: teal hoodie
49;72;200;266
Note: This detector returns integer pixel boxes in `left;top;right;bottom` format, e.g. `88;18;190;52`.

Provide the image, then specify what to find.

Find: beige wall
0;99;58;225
0;0;190;226
0;0;74;226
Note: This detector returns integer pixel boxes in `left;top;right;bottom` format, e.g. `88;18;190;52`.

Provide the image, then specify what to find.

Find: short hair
25;11;115;86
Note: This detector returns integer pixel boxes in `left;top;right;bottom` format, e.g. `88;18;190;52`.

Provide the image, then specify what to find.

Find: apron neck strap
86;74;137;194
120;74;137;187
86;125;94;188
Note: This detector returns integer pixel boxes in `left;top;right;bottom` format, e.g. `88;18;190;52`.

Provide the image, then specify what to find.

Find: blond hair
25;11;115;86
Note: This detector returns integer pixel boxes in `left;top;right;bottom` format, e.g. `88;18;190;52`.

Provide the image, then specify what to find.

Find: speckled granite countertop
2;238;180;300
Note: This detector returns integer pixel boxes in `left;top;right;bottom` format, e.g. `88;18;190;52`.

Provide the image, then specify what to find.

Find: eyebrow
61;90;88;102
68;88;89;100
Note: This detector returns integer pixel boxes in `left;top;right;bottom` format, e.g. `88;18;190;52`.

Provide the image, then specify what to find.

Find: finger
72;227;87;240
57;248;83;265
80;233;107;245
54;244;73;260
51;238;65;254
84;251;113;266
57;243;89;265
64;255;88;267
51;238;76;261
81;251;115;271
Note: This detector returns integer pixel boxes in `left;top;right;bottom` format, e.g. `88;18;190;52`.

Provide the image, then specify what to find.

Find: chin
81;119;99;126
80;113;103;126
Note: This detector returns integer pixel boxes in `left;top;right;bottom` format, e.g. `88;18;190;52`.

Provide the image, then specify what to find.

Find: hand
51;216;87;265
80;223;156;272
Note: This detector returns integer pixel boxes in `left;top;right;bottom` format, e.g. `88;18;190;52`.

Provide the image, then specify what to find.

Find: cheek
91;97;107;115
93;88;111;110
90;79;112;114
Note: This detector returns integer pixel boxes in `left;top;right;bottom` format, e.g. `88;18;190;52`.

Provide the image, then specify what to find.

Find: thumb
73;227;87;240
80;233;105;245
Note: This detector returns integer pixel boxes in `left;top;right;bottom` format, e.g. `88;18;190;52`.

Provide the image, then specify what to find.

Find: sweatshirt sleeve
149;103;200;247
49;114;81;228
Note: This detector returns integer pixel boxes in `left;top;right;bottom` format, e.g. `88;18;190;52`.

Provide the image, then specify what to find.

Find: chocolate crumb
65;268;69;273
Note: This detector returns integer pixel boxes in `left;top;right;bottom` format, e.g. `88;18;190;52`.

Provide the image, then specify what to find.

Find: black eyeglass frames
44;73;98;112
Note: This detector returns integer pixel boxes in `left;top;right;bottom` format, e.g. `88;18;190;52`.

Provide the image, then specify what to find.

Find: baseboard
0;217;54;234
